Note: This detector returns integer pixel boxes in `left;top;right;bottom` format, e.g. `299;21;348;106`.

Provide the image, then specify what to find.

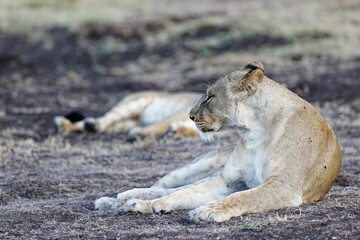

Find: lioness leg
189;180;302;222
54;115;139;134
122;175;231;213
169;119;199;138
103;119;138;133
54;93;156;133
94;187;178;210
95;149;232;210
54;116;86;133
152;147;233;188
127;111;196;139
86;93;157;132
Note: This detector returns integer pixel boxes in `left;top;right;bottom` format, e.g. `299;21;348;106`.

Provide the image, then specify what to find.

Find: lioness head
189;61;264;139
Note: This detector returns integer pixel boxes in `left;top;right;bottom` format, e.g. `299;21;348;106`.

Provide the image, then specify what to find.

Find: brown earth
0;1;360;239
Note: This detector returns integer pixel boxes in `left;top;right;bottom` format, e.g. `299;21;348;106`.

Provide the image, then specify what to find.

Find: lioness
95;61;341;222
54;91;201;140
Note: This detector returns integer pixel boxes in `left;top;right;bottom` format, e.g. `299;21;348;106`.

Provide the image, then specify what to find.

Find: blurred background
0;0;359;238
1;0;358;138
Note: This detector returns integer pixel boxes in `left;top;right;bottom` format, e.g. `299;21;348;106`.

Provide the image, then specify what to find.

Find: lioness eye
205;95;213;103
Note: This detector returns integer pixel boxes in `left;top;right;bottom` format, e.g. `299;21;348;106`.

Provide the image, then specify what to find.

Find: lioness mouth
199;127;214;132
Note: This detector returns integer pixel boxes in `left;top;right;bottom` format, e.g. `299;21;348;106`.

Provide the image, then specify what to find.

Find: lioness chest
223;143;271;190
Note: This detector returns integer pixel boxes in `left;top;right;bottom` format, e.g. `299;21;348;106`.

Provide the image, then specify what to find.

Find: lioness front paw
150;199;173;214
112;191;140;210
189;202;231;222
94;197;115;210
123;199;152;213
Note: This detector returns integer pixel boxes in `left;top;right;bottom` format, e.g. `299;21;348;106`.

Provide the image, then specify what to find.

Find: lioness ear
242;60;264;73
227;61;265;99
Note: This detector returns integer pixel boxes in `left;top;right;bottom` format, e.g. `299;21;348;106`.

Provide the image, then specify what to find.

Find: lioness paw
84;118;100;132
189;203;230;222
94;197;115;210
123;199;151;213
112;190;142;210
150;200;173;214
127;127;145;142
53;116;69;134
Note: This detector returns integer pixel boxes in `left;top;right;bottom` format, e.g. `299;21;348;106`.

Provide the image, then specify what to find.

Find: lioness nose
189;114;195;121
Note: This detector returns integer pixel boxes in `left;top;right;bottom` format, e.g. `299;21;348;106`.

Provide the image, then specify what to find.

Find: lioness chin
95;61;341;222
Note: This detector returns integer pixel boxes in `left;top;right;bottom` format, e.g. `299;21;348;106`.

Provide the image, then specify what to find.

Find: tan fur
94;61;341;222
54;91;201;139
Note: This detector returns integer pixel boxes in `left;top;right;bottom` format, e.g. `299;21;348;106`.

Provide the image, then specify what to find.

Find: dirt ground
0;0;359;239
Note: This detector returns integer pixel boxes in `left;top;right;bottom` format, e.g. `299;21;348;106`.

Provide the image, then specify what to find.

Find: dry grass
0;0;155;30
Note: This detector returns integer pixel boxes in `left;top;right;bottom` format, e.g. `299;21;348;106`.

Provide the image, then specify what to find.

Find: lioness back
264;79;342;203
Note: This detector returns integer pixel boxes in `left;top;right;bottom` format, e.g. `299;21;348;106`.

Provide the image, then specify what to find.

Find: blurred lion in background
54;91;201;140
